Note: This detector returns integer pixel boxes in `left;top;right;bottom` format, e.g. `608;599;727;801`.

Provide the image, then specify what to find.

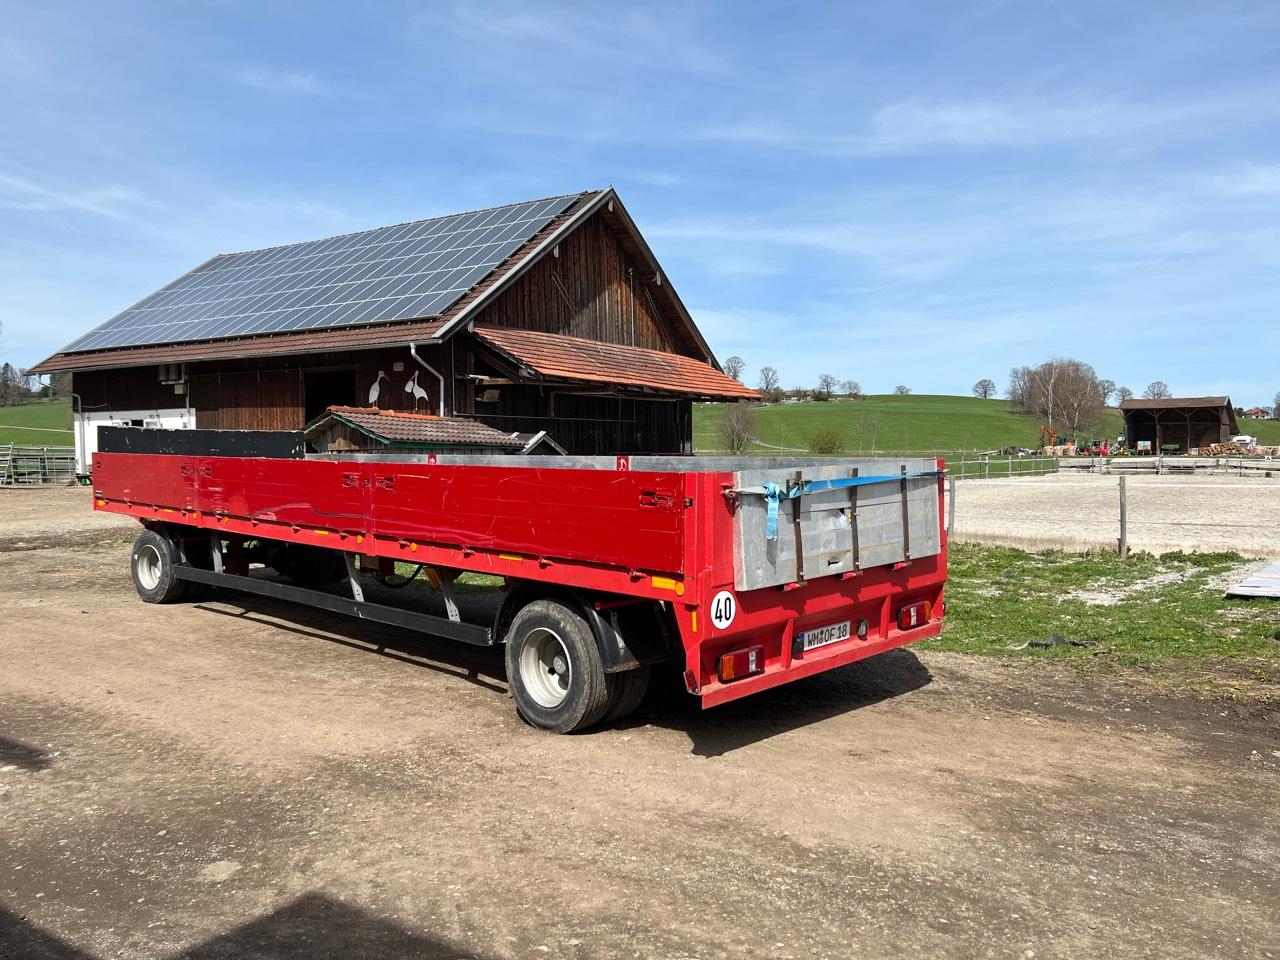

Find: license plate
797;619;852;652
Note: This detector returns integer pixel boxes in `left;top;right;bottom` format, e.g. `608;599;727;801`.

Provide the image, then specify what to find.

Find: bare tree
893;385;911;396
719;401;756;455
1274;391;1280;419
723;355;745;383
816;373;838;397
757;366;780;402
1143;380;1172;400
841;379;862;399
972;378;997;399
1097;378;1116;405
1008;366;1032;410
1010;357;1103;438
1055;360;1105;442
1117;386;1134;402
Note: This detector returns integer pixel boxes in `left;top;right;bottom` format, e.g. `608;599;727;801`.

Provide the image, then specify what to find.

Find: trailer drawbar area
93;429;948;733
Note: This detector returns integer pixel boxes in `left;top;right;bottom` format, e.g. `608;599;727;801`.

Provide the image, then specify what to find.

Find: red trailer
92;433;948;732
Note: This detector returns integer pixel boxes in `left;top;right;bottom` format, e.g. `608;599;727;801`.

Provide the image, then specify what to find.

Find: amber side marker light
897;601;932;630
718;645;764;683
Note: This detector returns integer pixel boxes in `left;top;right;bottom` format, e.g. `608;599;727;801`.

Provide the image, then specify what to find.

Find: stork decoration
367;370;389;407
405;370;430;412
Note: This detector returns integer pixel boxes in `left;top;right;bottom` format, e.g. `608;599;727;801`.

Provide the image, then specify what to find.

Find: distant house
31;188;756;471
1241;406;1271;419
1119;396;1238;452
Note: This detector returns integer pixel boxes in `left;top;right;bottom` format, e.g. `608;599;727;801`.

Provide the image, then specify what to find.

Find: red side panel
366;465;684;571
94;454;686;576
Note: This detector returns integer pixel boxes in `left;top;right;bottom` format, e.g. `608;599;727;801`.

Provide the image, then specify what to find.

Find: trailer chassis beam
173;565;494;647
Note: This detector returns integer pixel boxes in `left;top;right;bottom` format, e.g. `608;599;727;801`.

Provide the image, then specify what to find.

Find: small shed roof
305;406;524;449
472;325;758;400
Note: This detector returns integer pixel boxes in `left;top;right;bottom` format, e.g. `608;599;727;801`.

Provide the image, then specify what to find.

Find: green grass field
924;542;1280;696
1238;417;1280;445
0;399;73;446
694;394;1125;455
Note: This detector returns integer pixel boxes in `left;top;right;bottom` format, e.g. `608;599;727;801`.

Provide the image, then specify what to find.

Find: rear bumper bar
697;620;941;708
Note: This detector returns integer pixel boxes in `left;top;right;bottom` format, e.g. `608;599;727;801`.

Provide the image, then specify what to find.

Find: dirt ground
2;487;1279;960
951;473;1280;557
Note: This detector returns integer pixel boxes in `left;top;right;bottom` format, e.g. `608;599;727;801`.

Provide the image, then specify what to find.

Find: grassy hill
694;394;1124;456
1238;418;1280;445
0;399;74;446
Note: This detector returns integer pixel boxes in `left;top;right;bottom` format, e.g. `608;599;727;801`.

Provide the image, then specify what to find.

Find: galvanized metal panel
732;459;940;591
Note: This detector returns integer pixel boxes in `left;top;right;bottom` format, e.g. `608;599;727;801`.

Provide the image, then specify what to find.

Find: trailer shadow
637;649;934;757
193;593;507;694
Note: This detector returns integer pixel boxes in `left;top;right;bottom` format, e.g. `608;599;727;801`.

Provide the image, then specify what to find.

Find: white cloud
0;170;143;219
237;67;323;95
1214;163;1280;196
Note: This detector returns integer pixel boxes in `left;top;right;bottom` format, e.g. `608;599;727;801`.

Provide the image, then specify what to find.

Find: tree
1274;391;1280;419
1055;359;1105;441
757;366;781;402
1007;366;1032;410
723;355;745;383
1097;379;1116;405
1008;357;1104;440
893;385;911;396
719;401;756;456
972;378;997;399
841;379;863;399
816;373;838;399
1143;380;1172;400
1117;386;1134;402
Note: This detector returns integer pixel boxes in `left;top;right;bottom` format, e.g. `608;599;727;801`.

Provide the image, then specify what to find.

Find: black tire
130;528;188;604
505;599;610;733
602;665;651;724
275;545;347;586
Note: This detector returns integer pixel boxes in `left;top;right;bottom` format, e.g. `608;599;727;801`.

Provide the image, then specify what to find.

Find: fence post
1117;475;1128;557
947;474;956;536
983;456;989;480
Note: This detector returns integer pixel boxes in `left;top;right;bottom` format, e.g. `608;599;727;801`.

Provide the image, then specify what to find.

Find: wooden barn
30;189;756;471
1119;396;1238;453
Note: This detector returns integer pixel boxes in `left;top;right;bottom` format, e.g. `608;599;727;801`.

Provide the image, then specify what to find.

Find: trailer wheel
505;600;610;733
130;529;187;604
602;665;651;724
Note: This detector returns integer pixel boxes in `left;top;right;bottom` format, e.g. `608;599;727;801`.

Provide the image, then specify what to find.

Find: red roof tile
308;406;523;448
472;326;758;400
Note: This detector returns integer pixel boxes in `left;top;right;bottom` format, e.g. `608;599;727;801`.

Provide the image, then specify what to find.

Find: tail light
897;601;932;630
718;645;764;683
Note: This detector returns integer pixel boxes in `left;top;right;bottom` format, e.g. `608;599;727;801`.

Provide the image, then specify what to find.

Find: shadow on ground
193;590;507;694
640;648;934;757
0;736;53;771
188;585;931;757
1;894;494;960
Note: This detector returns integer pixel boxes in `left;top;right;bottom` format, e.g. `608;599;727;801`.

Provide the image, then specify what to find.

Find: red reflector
718;645;764;683
897;601;932;630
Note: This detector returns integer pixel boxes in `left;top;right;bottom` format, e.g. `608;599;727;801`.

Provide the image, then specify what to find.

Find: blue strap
750;471;943;540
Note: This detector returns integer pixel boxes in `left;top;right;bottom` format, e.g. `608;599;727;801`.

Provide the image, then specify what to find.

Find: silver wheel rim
519;627;573;709
136;544;162;590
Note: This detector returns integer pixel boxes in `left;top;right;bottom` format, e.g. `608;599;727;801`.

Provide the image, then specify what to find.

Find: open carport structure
1120;396;1237;453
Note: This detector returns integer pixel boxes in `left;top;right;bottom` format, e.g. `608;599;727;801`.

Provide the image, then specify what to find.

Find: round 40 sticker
710;590;737;630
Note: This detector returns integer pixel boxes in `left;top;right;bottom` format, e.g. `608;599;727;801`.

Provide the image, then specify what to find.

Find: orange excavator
1039;424;1057;449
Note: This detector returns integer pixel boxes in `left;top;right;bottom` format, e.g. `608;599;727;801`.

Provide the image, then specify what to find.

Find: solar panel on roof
60;194;580;353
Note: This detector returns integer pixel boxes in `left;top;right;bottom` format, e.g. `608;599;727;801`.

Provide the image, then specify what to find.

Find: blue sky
2;1;1278;403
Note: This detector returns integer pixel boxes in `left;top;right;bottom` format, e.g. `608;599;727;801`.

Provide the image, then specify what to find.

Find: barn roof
30;188;717;375
472;325;758;400
305;406;524;449
1119;396;1231;411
